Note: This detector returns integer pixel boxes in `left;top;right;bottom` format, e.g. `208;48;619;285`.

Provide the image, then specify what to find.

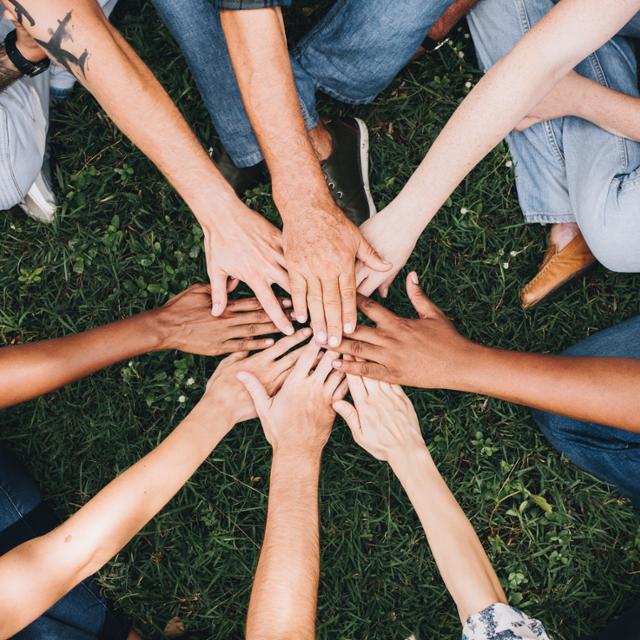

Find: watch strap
4;29;50;77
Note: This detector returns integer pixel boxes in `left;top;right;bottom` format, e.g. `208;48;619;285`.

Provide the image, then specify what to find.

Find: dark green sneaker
215;149;269;197
321;117;376;226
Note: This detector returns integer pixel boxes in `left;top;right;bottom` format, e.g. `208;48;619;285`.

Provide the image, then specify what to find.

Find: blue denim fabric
153;0;452;167
468;0;640;272
531;315;640;508
0;449;110;639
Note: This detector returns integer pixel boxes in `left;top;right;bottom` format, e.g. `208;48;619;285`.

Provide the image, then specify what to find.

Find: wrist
388;445;438;487
134;308;172;352
16;39;45;64
272;175;334;220
272;445;323;468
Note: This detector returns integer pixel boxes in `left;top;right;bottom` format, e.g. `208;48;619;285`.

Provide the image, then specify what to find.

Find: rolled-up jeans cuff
230;149;266;168
523;211;576;225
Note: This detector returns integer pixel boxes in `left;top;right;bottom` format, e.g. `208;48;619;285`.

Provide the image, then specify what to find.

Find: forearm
16;0;238;220
571;76;640;142
247;451;321;640
220;9;331;217
390;0;639;235
0;309;166;408
390;447;505;623
452;345;640;431
0;399;234;639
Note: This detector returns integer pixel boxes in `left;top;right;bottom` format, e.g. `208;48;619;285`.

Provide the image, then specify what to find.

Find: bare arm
0;379;234;639
220;8;388;348
517;70;640;142
333;274;640;433
2;0;294;333
334;379;506;624
240;342;347;639
0;286;282;409
356;0;640;295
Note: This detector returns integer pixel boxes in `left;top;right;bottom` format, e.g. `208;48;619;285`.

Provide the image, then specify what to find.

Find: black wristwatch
4;29;50;77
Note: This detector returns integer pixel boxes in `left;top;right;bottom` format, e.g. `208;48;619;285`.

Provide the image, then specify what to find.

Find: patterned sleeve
211;0;293;8
462;603;550;640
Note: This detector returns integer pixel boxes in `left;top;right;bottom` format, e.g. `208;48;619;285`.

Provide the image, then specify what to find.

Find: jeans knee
581;219;640;273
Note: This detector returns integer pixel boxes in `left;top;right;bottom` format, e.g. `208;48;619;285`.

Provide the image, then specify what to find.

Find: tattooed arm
0;0;294;335
0;13;45;91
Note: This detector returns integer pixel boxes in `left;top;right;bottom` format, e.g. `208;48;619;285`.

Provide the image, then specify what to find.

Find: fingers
331;338;382;362
345;372;367;404
225;297;264;313
332;399;362;439
289;272;308;324
266;327;313;359
339;272;357;337
291;341;322;379
323;278;343;348
356;294;397;326
332;377;349;402
325;369;346;397
210;271;229;316
406;272;440;320
255;284;294;336
307;279;327;345
356;238;392;273
227;278;240;293
270;266;292;295
224;337;276;352
236;371;270;412
338;360;389;381
314;349;339;382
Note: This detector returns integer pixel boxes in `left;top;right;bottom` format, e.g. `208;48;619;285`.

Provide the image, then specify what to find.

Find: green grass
2;1;640;638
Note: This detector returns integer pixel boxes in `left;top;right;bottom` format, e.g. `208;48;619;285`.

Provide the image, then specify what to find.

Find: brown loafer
520;232;597;309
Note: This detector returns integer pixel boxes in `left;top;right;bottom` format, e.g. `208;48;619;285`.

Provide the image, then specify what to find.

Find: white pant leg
0;19;49;209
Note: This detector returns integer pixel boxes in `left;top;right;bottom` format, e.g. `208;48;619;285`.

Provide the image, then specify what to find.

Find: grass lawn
2;1;640;638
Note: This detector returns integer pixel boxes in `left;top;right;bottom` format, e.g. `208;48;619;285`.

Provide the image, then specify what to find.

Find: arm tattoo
0;43;22;92
8;0;35;26
34;11;88;77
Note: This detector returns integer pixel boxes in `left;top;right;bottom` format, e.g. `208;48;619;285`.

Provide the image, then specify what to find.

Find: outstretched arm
240;343;346;639
0;331;314;640
356;0;640;295
0;285;283;409
334;378;507;624
333;273;640;433
220;7;389;348
1;0;294;333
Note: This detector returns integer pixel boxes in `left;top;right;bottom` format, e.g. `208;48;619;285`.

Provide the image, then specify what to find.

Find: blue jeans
531;315;640;508
468;0;640;272
0;450;131;639
152;0;452;167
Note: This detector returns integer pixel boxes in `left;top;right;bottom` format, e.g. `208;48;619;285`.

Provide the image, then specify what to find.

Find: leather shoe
520;232;596;309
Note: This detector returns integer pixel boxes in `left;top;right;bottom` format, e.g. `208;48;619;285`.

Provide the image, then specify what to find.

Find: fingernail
282;299;292;308
265;338;275;346
333;360;343;368
329;336;339;347
344;323;354;334
283;325;294;336
316;331;327;344
410;272;419;285
212;303;220;315
236;372;249;381
302;327;313;337
297;315;307;323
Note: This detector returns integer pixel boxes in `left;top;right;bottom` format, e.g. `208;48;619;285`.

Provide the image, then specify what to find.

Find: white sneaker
19;169;56;224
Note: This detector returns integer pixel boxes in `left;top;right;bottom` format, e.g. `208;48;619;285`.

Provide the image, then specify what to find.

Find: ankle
550;222;580;251
309;118;333;162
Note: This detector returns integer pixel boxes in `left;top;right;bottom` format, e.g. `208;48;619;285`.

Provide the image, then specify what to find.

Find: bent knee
582;223;640;273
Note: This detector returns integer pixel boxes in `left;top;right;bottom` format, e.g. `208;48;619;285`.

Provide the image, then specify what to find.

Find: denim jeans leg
468;0;575;224
152;0;264;167
531;315;640;508
561;34;640;272
0;449;113;639
291;0;454;105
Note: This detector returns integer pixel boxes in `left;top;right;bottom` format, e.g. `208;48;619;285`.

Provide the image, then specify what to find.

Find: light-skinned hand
333;376;428;464
236;341;348;456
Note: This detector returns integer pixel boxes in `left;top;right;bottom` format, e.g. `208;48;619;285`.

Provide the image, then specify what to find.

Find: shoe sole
353;117;376;219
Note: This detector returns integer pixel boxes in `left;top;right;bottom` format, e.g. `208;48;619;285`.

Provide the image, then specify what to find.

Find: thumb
406;272;440;319
236;371;270;411
333;400;362;439
210;270;228;316
356;238;391;273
